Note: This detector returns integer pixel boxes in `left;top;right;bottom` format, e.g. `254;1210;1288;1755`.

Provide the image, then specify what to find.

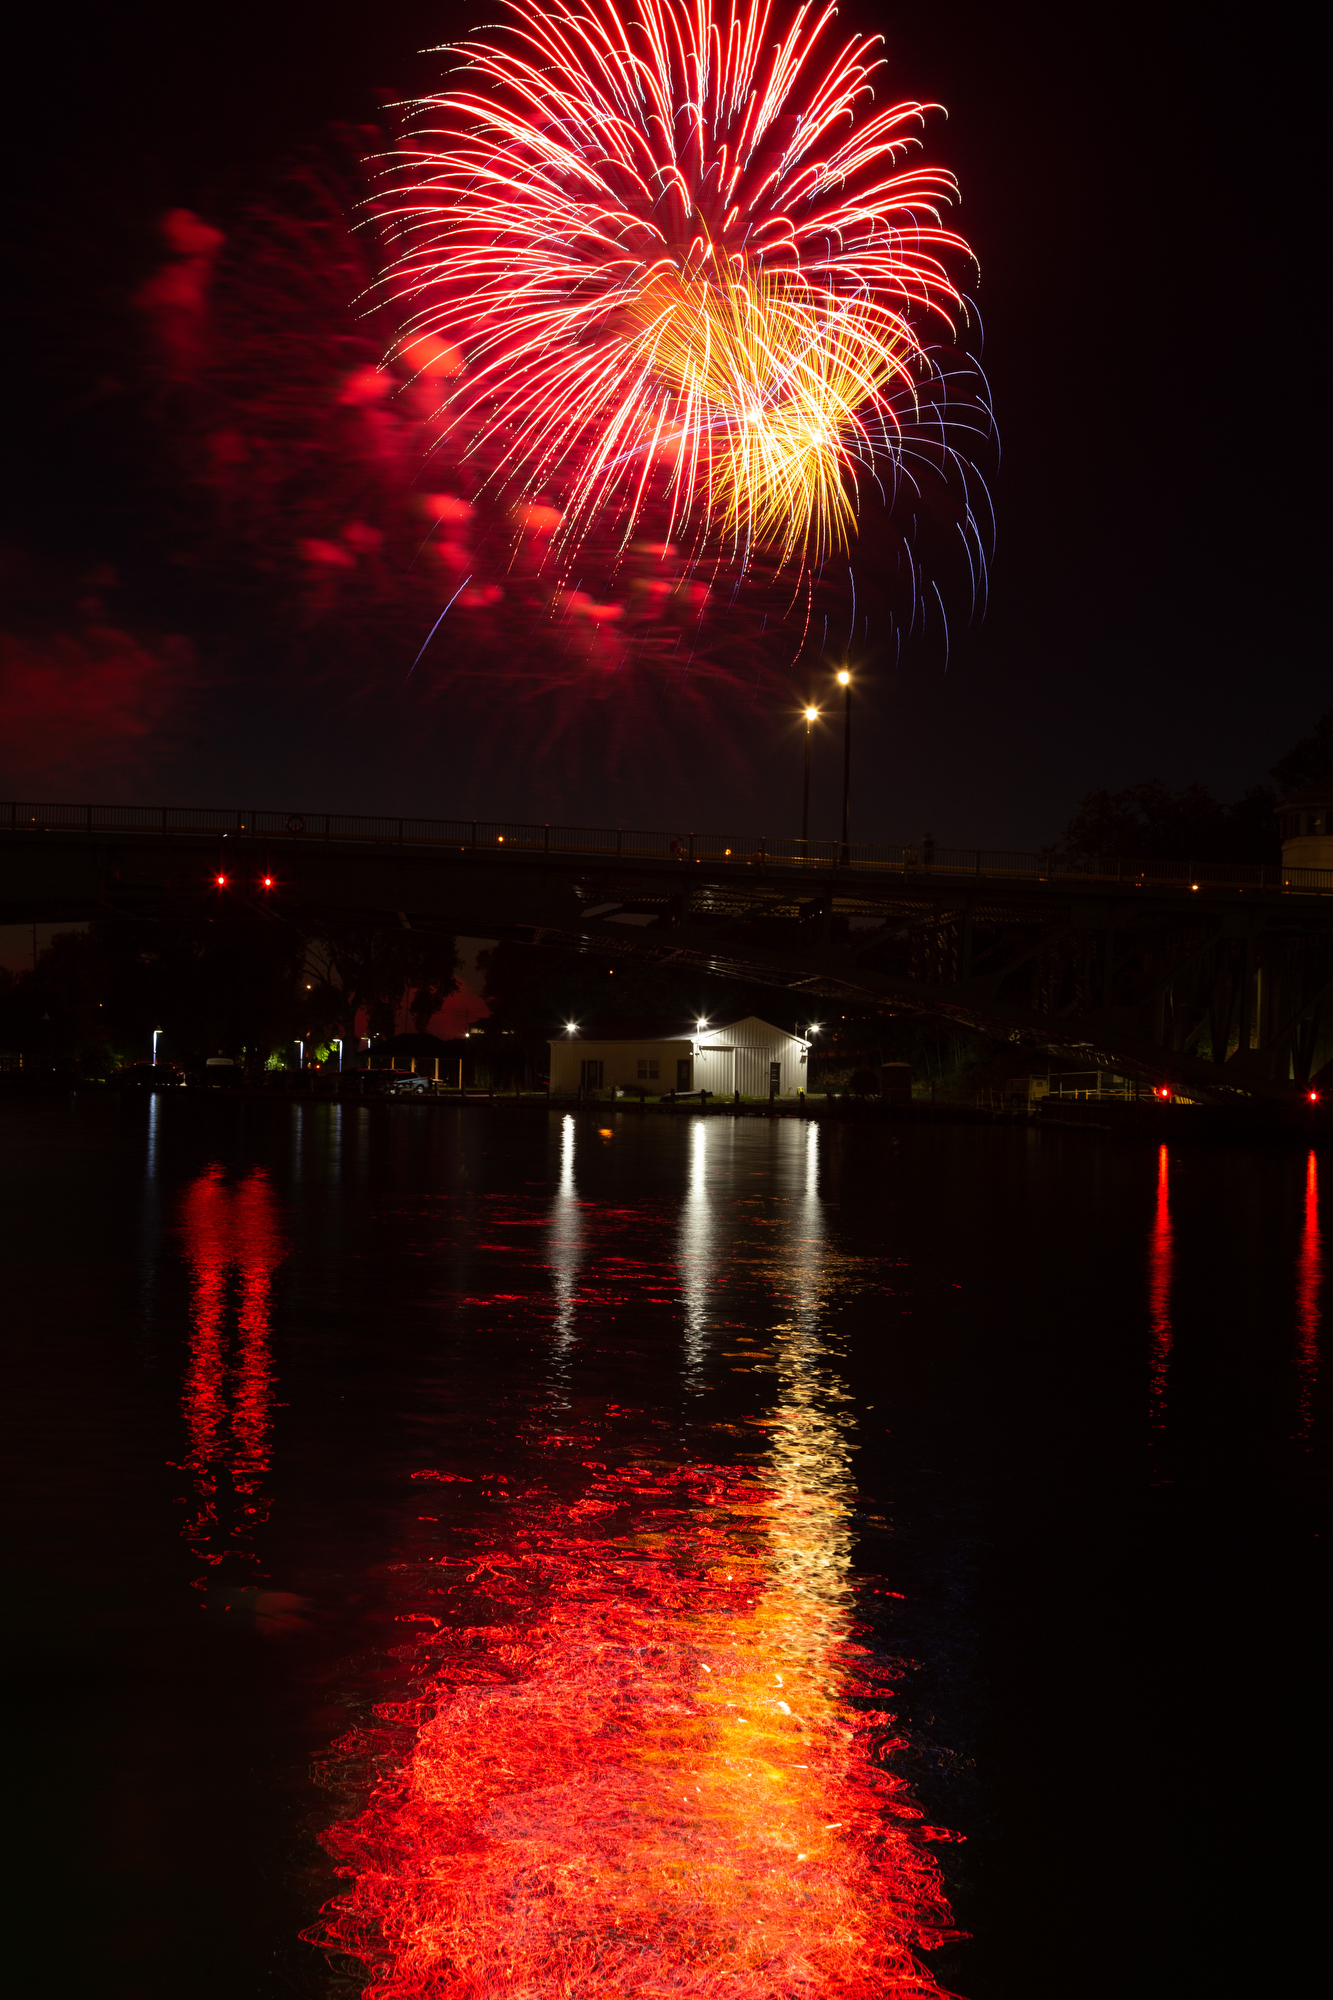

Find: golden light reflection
549;1113;583;1400
679;1115;724;1391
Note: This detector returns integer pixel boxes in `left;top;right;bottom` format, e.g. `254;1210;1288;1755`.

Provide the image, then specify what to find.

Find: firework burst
384;0;978;572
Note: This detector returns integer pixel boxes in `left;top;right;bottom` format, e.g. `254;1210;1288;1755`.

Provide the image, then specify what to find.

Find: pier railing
4;800;1331;896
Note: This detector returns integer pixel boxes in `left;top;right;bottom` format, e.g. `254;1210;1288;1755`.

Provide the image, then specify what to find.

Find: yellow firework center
626;271;917;556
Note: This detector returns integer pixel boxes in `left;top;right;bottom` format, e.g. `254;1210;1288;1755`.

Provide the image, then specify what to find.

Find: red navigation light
1154;1085;1171;1099
214;872;228;888
261;875;274;889
1309;1090;1320;1103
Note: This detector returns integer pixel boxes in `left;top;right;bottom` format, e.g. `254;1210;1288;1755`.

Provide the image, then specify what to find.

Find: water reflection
177;1165;286;1588
548;1114;583;1397
679;1117;717;1390
1296;1149;1321;1441
765;1123;858;1672
1148;1144;1173;1430
312;1121;956;1994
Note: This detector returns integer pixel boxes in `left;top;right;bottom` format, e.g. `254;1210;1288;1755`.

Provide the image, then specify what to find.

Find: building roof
556;1016;704;1042
555;1014;801;1042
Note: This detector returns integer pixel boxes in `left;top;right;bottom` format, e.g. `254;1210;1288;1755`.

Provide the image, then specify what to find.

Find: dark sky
2;3;1322;849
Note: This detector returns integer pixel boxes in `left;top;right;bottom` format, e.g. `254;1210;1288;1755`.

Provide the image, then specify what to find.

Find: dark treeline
0;914;457;1073
1053;708;1331;866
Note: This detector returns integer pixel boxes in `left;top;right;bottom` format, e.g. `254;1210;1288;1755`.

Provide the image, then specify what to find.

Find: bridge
4;800;1332;1103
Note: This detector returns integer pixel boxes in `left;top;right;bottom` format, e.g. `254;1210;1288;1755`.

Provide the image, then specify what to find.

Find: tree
0;912;308;1068
1271;708;1333;795
1057;779;1278;865
301;922;459;1045
1057;709;1333;866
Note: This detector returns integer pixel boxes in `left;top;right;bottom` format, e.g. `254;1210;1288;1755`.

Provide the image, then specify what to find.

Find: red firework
384;0;979;571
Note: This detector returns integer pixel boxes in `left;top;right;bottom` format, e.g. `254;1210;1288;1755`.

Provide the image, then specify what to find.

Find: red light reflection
177;1165;286;1581
1296;1149;1321;1441
1148;1144;1173;1429
309;1465;957;1995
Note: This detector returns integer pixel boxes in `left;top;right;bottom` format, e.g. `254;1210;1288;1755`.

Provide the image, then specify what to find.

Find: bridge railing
4;802;1332;895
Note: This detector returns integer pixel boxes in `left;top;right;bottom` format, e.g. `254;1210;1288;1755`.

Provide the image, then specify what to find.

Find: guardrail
4;800;1332;896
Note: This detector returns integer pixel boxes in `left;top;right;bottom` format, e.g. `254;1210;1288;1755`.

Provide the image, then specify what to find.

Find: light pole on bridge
837;668;852;863
801;706;818;852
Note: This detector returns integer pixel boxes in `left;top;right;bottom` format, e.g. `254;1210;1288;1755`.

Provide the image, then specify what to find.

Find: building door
676;1057;692;1090
580;1059;603;1089
769;1060;781;1095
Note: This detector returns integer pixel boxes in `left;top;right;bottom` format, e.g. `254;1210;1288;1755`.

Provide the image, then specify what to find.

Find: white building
547;1015;811;1097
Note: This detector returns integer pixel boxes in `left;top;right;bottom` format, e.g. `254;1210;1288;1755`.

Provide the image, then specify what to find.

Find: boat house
547;1016;811;1098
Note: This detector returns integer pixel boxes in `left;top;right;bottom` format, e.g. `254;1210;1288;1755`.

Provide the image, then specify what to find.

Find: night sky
2;3;1322;849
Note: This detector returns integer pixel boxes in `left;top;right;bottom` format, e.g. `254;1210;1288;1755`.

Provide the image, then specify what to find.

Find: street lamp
802;706;819;852
836;668;852;862
152;1028;162;1067
334;1038;343;1072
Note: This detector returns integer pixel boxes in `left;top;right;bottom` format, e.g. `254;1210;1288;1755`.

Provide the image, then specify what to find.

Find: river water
3;1097;1322;1998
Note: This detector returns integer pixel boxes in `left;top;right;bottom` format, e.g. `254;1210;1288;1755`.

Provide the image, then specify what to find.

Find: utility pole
837;669;852;862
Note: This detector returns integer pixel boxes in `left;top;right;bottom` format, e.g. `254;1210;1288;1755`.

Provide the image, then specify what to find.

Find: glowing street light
836;668;852;864
801;705;819;852
152;1027;163;1067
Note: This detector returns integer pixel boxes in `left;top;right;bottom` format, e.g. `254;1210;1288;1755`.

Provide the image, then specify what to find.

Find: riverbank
3;1071;1327;1144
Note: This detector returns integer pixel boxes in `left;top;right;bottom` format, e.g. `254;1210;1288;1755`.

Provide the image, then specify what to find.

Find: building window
769;1061;781;1090
580;1059;603;1088
636;1058;659;1081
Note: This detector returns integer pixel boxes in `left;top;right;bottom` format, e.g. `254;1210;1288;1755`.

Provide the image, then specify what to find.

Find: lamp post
802;706;818;852
836;669;852;862
152;1028;162;1067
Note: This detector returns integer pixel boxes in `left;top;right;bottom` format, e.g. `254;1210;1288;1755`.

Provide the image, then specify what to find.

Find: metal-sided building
547;1016;811;1097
